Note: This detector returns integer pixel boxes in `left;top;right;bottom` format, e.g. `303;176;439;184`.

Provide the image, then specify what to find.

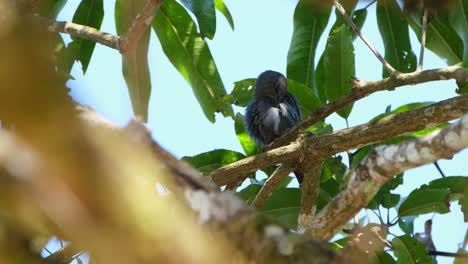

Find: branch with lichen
210;95;468;186
305;114;468;240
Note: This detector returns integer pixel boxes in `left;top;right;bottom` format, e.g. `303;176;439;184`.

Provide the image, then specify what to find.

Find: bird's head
254;70;287;104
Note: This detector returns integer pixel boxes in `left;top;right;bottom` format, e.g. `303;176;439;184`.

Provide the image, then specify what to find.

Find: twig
210;95;468;186
333;0;397;75
44;18;120;50
417;8;429;71
119;0;162;55
44;244;81;264
363;0;377;10
252;165;293;208
271;66;468;149
306;114;468;240
433;161;446;177
429;250;468;258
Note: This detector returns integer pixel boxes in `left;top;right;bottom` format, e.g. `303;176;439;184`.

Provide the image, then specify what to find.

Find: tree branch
210;95;468;186
119;0;162;55
298;160;324;232
333;0;396;75
306;114;468;240
44;18;120;51
252;165;294;208
272;66;468;148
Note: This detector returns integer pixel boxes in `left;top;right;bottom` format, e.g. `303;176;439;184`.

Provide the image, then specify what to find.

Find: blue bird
244;70;303;184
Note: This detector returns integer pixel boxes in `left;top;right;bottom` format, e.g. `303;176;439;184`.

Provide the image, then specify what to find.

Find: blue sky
57;0;466;262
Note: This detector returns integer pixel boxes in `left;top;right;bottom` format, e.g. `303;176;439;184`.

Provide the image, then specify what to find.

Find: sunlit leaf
377;0;417;77
153;0;233;122
115;0;152;121
214;0;234;30
180;0;216;39
182;149;246;174
70;0;104;73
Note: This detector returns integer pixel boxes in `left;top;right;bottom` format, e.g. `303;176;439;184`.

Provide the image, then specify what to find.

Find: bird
244;70;303;184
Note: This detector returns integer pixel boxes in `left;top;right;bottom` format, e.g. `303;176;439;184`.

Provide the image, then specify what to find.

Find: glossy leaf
287;79;322;116
214;0;234;30
392;235;435;264
398;216;417;235
377;0;417;77
287;0;331;89
408;13;463;65
234;113;258;156
225;78;255;107
70;0;104;73
398;188;450;216
323;24;355;119
462;186;468;222
427;176;468;199
153;0;233;122
450;0;468;60
315;6;366;103
182;149;246;174
115;0;152;121
261;188;301;227
180;0;216;39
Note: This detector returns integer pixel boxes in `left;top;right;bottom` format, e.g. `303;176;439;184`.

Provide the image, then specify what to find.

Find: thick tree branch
211;95;468;186
272;66;468;148
119;0;162;55
306;114;468;240
333;0;396;75
252;165;294;208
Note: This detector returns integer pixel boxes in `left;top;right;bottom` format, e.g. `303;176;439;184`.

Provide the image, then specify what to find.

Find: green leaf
286;0;331;89
377;0;417;77
427;176;468;199
225;78;255;107
373;251;397;264
37;0;67;18
408;13;463;65
321;156;347;183
287;79;322;116
261;188;301;227
182;149;246;174
237;184;261;203
153;0;233;122
115;0;152;121
323;24;355;119
234;113;258;156
398;216;417;235
398;188;450;216
450;0;468;60
368;174;404;209
315;5;365;104
392;235;435;264
180;0;216;39
214;0;234;30
70;0;104;73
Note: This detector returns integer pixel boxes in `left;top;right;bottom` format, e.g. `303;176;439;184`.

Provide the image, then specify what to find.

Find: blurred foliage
0;0;467;263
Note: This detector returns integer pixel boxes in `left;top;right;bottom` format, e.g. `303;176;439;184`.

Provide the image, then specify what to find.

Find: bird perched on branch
244;70;303;184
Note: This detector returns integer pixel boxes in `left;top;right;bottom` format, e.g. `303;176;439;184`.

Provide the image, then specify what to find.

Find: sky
54;0;467;263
